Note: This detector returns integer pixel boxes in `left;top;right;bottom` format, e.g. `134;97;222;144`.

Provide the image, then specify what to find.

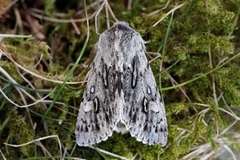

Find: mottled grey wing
75;59;120;147
121;54;168;146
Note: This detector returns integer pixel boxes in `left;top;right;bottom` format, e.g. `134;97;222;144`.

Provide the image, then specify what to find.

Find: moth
75;21;168;147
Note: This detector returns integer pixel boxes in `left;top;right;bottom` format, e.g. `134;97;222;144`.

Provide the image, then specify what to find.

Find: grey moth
75;21;168;147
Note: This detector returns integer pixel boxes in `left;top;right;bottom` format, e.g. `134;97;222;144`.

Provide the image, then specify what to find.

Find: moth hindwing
75;21;168;147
